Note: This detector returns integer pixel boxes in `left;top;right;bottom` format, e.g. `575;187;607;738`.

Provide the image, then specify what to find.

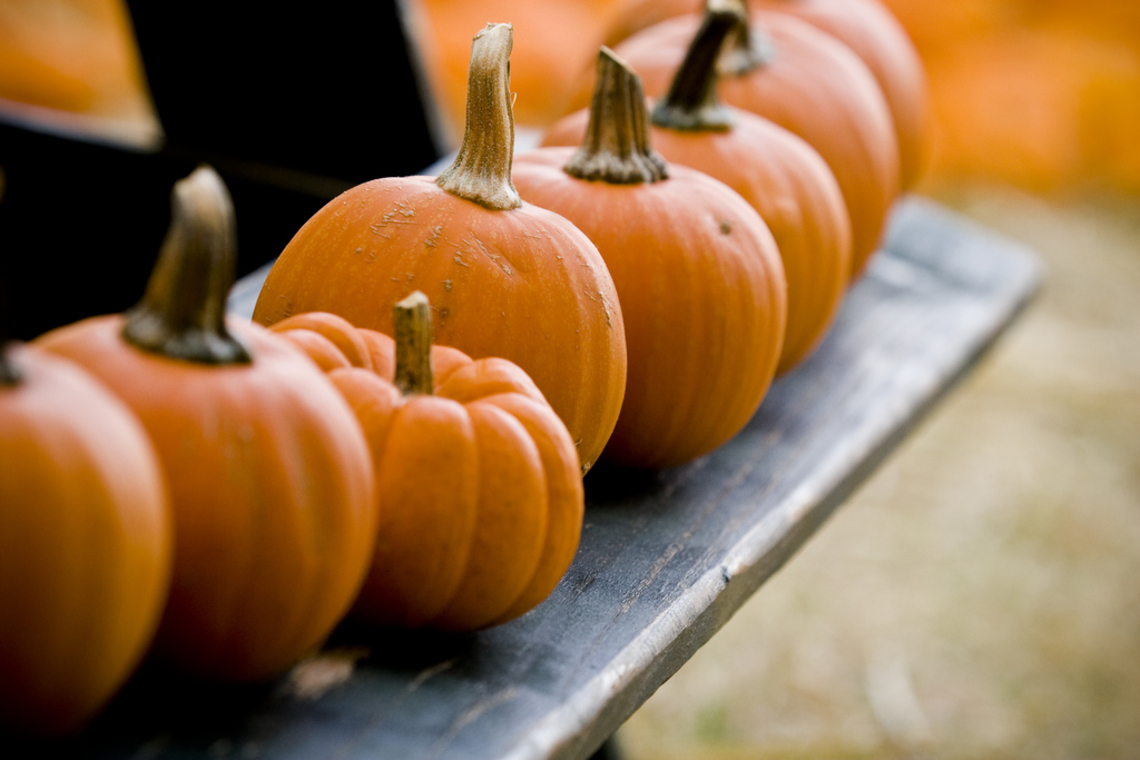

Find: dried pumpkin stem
652;0;745;132
393;291;434;396
563;47;668;184
712;0;776;77
435;23;522;211
122;165;252;365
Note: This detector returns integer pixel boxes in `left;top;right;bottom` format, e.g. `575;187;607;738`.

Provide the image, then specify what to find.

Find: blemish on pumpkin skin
444;280;453;292
453;255;470;267
719;220;733;235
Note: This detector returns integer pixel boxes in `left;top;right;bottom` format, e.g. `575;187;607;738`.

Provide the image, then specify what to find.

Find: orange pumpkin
270;294;584;630
751;0;930;190
599;0;930;190
608;2;900;278
0;0;154;124
36;166;377;682
545;8;850;375
514;50;787;468
0;340;171;735
253;24;627;474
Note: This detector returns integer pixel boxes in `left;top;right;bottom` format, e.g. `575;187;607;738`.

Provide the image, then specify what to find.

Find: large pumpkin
515;50;787;468
608;1;899;278
270;295;584;630
36;166;377;682
544;9;850;375
253;23;627;473
0;340;171;735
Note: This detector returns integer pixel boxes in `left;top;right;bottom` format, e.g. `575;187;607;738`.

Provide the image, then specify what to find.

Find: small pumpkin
271;294;584;631
36;166;377;682
514;50;787;468
253;23;627;474
0;340;171;735
608;1;900;278
545;5;851;375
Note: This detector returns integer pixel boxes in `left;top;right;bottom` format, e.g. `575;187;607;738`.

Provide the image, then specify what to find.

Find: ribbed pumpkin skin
513;147;787;468
542;106;851;375
36;319;377;682
0;344;171;735
252;177;627;473
612;11;900;278
270;314;584;631
753;0;930;189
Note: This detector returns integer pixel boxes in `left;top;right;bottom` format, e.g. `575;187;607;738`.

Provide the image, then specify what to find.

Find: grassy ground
614;185;1140;760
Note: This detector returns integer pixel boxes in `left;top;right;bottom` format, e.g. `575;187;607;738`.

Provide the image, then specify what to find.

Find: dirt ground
614;185;1140;760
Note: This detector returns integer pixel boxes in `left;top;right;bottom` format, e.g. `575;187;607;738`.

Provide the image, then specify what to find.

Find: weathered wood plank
29;196;1039;759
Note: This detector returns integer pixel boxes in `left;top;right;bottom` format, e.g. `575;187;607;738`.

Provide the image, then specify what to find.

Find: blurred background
1;1;1137;757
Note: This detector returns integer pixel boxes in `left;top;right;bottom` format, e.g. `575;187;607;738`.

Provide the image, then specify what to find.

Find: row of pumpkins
0;0;928;738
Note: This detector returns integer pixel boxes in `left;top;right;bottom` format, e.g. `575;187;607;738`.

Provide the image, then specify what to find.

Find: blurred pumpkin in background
879;0;1140;193
0;0;154;130
407;0;618;135
3;0;1137;188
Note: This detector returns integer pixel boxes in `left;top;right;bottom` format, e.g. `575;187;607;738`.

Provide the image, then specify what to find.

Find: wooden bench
0;5;1041;757
10;195;1039;759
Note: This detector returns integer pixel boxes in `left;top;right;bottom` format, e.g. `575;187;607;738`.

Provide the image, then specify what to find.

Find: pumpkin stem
563;47;669;184
435;23;522;211
651;0;745;132
393;291;434;396
122;165;252;365
712;0;776;77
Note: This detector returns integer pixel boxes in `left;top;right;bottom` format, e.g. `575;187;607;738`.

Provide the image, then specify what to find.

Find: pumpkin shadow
325;619;477;674
583;460;673;504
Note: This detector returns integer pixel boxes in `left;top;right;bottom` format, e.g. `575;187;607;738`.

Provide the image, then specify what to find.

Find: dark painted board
28;196;1040;759
0;1;444;340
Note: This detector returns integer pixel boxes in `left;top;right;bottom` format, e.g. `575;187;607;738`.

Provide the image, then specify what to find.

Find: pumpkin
598;0;930;190
514;49;787;468
0;340;171;735
544;5;850;375
607;2;900;278
270;294;584;630
36;166;377;682
0;0;154;124
750;0;929;190
252;23;627;474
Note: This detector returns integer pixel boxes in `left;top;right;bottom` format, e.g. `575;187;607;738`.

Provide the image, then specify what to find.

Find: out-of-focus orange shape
409;0;618;140
0;0;153;129
881;0;1140;192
